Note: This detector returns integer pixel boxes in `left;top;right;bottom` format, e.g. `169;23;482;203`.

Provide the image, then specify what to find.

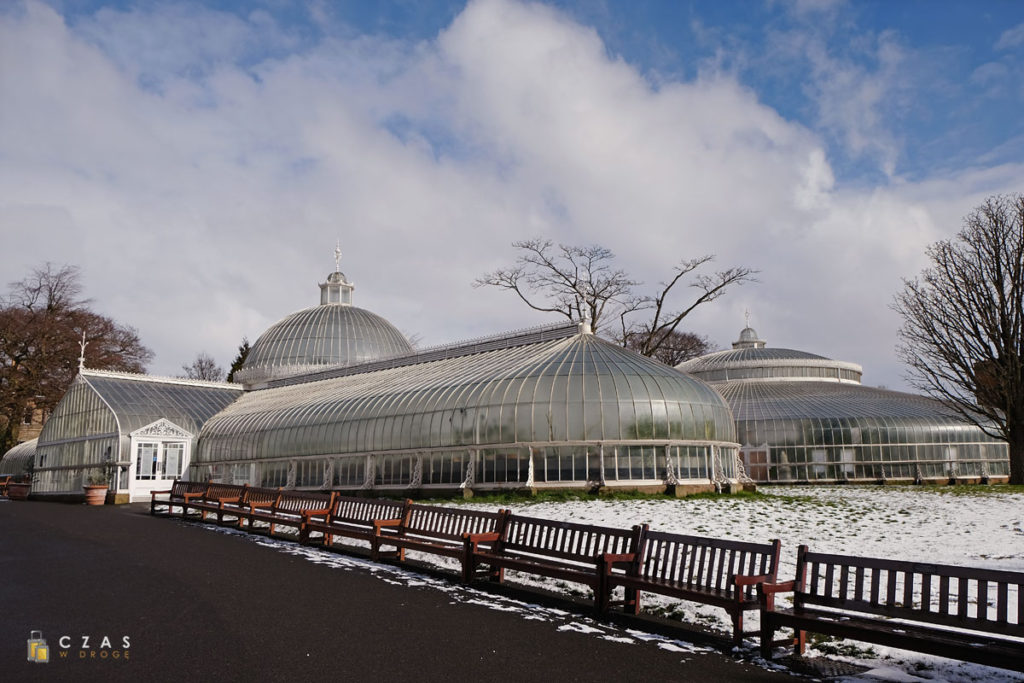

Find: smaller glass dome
235;262;413;385
736;326;765;348
678;328;863;384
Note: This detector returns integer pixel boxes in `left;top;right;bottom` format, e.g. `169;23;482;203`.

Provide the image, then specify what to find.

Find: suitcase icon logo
28;631;49;663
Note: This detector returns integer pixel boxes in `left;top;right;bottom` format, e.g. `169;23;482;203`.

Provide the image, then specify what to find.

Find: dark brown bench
373;502;510;582
467;514;646;610
760;545;1024;672
150;480;209;516
0;475;12;496
300;495;409;549
244;490;336;538
180;483;250;522
601;531;781;645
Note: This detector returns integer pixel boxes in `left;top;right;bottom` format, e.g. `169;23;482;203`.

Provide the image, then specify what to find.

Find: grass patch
807;633;877;658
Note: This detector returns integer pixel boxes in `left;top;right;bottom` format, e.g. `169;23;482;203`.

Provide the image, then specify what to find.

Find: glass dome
235;269;413;385
0;438;36;477
677;328;1008;482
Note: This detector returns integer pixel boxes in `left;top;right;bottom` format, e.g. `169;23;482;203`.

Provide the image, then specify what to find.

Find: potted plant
7;478;31;500
7;460;34;500
83;463;111;506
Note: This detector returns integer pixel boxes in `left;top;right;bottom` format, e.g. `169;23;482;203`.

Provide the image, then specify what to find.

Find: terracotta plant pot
83;485;108;506
7;482;31;500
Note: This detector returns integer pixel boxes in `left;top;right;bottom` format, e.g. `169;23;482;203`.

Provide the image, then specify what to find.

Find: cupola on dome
235;251;412;385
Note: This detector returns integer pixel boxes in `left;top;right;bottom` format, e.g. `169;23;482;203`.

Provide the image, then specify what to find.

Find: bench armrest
733;573;771;587
601;552;636;571
758;580;796;595
301;506;332;517
215;495;242;504
373;517;404;531
248;501;276;512
464;531;500;550
150;489;173;498
182;491;206;501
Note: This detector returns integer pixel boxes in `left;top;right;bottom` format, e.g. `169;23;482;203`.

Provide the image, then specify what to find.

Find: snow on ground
194;485;1024;682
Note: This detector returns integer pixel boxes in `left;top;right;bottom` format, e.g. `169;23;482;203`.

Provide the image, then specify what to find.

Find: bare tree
474;239;637;329
623;330;714;367
476;240;754;361
618;256;756;358
893;194;1024;484
1;264;153;453
182;352;225;382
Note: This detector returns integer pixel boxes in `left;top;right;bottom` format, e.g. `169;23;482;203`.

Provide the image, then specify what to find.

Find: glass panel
163;443;184;478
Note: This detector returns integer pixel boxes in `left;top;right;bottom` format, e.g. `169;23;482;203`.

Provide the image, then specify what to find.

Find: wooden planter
83;485;108;506
7;482;31;500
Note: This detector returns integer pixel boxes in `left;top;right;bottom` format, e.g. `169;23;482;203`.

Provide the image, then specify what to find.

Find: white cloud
1;0;1023;392
995;21;1024;50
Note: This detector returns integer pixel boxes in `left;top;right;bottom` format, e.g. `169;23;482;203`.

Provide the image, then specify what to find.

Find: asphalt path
0;499;796;682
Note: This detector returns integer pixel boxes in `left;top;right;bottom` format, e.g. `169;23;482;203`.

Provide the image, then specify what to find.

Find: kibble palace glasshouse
2;255;1010;502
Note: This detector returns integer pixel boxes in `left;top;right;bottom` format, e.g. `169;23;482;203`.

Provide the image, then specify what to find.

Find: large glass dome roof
197;324;737;463
235;268;412;385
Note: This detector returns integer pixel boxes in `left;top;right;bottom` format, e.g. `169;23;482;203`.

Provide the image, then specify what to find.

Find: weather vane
78;331;88;370
334;240;342;272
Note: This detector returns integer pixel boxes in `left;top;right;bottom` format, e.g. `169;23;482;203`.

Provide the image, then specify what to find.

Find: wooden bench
244;490;336;538
759;546;1024;672
150;480;209;516
300;495;409;549
467;514;646;610
601;531;781;645
180;483;250;522
0;475;11;496
223;486;279;527
373;502;510;582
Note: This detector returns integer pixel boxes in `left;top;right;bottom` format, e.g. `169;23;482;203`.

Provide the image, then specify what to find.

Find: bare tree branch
181;352;225;382
476;239;755;365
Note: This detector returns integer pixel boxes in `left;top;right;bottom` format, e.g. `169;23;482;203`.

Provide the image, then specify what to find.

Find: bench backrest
795;546;1024;638
203;483;246;500
243;486;281;506
401;504;508;542
272;490;334;515
635;531;780;599
332;496;408;525
501;515;643;566
173;480;209;499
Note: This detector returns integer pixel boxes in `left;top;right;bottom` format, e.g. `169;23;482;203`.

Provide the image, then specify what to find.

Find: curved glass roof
38;370;243;444
237;270;412;384
720;381;988;424
196;324;737;463
679;327;1004;462
0;438;36;476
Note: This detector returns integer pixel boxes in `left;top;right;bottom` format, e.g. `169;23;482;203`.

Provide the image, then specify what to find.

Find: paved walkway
0;500;795;681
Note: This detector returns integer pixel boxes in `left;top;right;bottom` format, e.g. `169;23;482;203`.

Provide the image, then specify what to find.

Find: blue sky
2;0;1023;389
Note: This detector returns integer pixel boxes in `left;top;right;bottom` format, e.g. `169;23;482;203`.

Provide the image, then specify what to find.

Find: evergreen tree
226;337;251;383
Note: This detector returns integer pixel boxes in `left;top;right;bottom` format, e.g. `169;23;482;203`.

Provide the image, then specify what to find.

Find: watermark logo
26;630;132;663
27;631;49;664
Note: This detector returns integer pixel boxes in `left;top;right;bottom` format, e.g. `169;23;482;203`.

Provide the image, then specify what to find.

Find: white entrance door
127;419;194;502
